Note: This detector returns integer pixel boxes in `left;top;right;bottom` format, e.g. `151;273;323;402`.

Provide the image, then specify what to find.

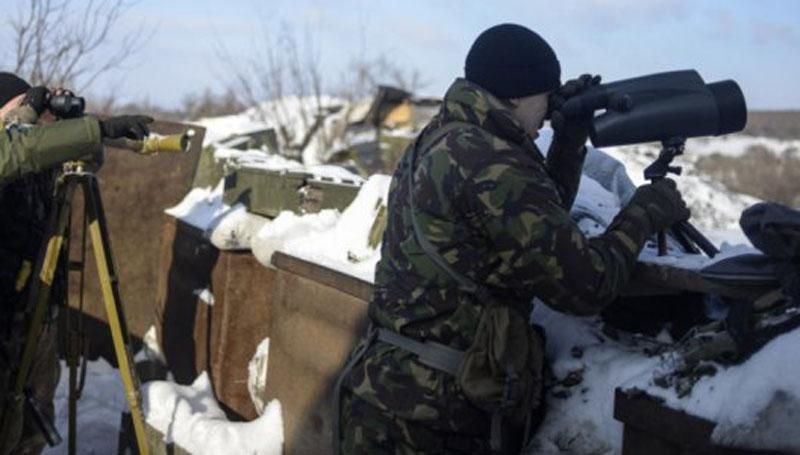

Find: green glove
623;178;691;233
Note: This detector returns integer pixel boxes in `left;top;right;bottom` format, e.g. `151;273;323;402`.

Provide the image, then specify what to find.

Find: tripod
1;161;150;455
644;137;719;258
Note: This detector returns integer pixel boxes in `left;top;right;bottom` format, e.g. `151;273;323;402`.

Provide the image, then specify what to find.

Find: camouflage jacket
344;79;651;430
369;78;649;348
0;116;102;186
0;116;99;317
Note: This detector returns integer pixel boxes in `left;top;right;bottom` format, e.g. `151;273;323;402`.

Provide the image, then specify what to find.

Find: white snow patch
208;204;270;251
275;174;391;282
527;304;661;454
251;209;339;266
248;338;271;415
193;288;215;306
43;359;127;455
143;372;283;455
164;179;229;231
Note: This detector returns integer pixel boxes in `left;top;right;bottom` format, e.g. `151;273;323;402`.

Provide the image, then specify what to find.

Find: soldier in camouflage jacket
0;73;152;454
338;24;690;454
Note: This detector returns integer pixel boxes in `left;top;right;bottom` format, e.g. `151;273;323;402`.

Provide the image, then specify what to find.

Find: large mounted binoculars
559;70;747;146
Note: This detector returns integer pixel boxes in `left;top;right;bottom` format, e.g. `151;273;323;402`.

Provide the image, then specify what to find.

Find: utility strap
376;328;464;376
407;121;494;304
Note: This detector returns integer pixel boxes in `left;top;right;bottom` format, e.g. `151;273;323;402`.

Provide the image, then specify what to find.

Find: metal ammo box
223;167;363;217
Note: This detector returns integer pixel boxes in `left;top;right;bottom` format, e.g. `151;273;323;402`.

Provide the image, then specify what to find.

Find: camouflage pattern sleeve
0;117;102;185
465;154;651;316
545;139;587;210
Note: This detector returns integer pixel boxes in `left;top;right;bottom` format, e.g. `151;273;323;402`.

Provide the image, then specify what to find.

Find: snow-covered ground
44;329;283;455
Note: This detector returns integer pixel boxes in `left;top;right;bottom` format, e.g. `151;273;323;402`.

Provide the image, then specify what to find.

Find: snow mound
143;372;283;455
527;304;660;455
275;174;391;282
164;179;229;231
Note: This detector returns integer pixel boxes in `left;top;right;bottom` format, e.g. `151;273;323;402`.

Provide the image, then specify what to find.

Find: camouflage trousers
340;392;494;454
337;338;537;454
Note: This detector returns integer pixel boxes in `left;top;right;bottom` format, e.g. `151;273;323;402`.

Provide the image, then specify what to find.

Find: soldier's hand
628;178;691;232
23;86;51;115
549;74;601;147
99;115;154;140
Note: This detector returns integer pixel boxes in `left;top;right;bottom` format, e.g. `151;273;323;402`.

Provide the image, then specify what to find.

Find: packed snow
44;332;283;455
143;373;283;455
266;175;390;282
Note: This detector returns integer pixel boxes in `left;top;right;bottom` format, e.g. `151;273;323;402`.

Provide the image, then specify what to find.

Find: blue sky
3;0;799;109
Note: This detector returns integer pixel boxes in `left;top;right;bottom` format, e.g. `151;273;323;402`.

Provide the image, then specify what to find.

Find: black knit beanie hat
0;72;31;107
465;24;561;99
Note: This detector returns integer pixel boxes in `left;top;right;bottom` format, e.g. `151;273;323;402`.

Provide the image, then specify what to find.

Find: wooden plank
615;388;716;450
264;265;370;454
615;388;787;455
271;251;374;302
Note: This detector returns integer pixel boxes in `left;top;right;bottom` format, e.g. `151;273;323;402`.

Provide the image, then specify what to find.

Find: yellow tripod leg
1;178;75;450
83;178;150;455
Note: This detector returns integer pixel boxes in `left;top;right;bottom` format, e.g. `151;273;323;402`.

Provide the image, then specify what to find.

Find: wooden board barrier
263;252;371;454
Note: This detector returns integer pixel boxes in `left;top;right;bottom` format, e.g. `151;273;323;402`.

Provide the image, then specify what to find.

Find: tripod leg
678;220;719;258
1;177;75;451
82;177;150;455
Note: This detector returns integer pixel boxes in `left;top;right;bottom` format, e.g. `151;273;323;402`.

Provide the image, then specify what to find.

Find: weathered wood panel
265;253;370;454
615;389;787;454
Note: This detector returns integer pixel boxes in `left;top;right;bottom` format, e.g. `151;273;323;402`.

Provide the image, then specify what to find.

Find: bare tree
8;0;149;92
219;22;326;158
337;54;426;102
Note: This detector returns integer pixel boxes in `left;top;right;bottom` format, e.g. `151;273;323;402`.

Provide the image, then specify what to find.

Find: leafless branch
7;0;150;93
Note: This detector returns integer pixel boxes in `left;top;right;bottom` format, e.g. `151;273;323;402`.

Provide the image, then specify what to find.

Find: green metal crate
223;167;362;218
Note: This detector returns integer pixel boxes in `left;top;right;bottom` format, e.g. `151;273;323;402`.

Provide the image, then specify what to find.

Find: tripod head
644;137;686;181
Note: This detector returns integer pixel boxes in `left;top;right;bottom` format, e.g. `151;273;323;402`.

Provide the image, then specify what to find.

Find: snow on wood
248;338;271;415
143;372;283;455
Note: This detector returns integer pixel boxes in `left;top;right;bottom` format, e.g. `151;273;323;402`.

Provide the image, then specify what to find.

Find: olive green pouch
457;304;545;425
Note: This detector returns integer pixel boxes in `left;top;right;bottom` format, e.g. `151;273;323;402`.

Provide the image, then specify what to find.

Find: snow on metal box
223;166;362;218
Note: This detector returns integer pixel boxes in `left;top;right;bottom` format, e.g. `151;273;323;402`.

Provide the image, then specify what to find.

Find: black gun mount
644;136;720;258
